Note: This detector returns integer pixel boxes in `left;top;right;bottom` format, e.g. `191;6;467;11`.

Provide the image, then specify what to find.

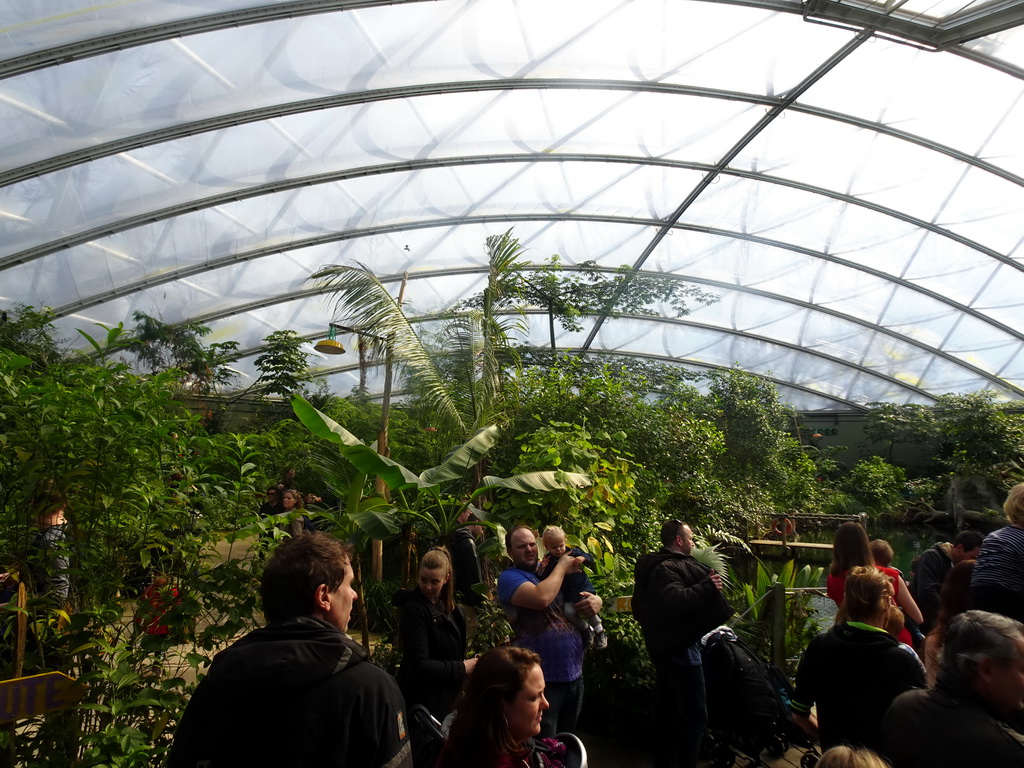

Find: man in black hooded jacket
169;532;412;768
633;520;733;768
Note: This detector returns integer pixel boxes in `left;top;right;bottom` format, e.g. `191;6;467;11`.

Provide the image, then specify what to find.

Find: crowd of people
167;481;1024;768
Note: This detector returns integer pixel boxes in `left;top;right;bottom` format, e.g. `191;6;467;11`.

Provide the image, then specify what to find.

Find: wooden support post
370;272;409;583
771;581;786;671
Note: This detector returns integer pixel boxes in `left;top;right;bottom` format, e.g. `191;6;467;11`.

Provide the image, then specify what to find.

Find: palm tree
310;229;528;444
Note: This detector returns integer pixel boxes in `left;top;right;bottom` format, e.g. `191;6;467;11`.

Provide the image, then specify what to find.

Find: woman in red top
827;522;923;646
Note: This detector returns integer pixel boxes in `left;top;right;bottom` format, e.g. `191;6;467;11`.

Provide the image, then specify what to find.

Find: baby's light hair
541;525;566;544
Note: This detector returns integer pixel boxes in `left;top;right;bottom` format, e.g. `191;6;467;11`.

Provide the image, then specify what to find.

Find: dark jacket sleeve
167;676;213;768
398;601;466;686
912;548;948;632
350;663;413;765
570;547;597;594
650;559;722;622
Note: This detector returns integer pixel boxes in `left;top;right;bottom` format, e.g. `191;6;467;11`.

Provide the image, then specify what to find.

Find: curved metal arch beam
176;269;1017;401
49;200;1024;366
582;30;872;349
50;212;1024;398
0;1;434;80
300;345;874;411
232;306;934;401
4;77;1020;196
11;141;1020;286
3;0;1018;84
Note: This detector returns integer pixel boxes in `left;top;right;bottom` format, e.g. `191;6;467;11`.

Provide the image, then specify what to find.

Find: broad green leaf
291;396;366;447
479;470;590;493
419;425;500;485
349;508;403;539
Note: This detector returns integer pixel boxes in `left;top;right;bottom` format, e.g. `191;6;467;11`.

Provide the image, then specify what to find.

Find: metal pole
771;581;786;671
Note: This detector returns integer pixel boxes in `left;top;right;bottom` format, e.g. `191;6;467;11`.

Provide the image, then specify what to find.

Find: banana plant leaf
419;425;500;485
478;471;590;493
292;395;429;490
349;498;404;540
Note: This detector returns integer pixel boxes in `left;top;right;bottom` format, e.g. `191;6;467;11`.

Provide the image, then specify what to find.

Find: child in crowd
871;538;925;648
869;539;894;569
538;525;607;650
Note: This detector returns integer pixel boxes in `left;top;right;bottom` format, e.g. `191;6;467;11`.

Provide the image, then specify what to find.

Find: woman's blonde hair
419;548;454;615
816;745;890;768
843;565;893;623
1004;483;1024;526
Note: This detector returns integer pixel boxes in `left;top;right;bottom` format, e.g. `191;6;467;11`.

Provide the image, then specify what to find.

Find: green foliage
842;456;907;513
0;304;66;367
0;346;269;766
931;392;1024;474
864;402;936;460
489;253;718;350
128;312;240;394
291;396;589;548
252;330;313;399
733;559;824;676
492;421;639;546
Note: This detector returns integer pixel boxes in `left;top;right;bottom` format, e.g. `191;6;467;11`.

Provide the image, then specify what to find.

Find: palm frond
310;263;468;436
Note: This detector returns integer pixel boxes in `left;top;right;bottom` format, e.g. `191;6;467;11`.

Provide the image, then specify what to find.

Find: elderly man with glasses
632;520;733;768
883;610;1024;767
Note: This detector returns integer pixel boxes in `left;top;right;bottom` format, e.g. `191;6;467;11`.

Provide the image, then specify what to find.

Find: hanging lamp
314;325;346;355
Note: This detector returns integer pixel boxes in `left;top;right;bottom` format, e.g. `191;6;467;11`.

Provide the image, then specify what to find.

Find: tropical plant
290;395;590;559
311;230;527;445
842;456;907;514
508;254;718;350
733;559;825;677
0;345;270;767
128;311;240;394
251;329;313;399
492;420;640;547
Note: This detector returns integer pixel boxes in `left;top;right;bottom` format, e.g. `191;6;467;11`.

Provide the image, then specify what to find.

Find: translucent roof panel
1;0;1023;412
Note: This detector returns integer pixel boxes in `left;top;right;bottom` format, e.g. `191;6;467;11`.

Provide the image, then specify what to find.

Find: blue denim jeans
540;676;584;738
653;662;707;768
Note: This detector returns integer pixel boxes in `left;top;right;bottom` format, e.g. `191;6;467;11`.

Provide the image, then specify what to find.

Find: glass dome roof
2;0;1023;411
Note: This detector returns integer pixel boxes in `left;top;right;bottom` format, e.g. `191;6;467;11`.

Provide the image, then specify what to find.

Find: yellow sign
612;595;633;613
0;672;86;723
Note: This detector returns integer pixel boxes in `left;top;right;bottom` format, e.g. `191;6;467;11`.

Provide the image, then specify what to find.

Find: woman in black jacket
394;548;477;721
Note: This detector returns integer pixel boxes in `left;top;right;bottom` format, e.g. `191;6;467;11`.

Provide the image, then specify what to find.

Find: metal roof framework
2;0;1023;410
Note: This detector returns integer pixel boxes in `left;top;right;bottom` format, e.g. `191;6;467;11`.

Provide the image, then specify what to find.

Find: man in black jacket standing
633;520;733;768
169;533;412;768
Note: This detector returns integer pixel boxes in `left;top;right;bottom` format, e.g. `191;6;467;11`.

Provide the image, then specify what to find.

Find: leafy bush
843;456;907;513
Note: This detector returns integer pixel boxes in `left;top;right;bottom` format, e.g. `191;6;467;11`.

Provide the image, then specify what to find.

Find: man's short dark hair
660;519;687;548
260;532;352;623
954;530;984;551
504;524;536;551
943;610;1024;680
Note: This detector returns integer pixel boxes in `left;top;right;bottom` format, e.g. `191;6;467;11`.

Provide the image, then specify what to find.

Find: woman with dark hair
394;548;475;722
921;558;975;686
827;521;923;646
437;646;568;768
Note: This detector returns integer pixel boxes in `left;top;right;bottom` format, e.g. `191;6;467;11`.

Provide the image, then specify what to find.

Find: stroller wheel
711;741;736;768
800;750;820;768
766;733;789;758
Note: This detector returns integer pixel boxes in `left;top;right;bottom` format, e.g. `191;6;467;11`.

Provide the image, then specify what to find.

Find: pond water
728;520;961;621
787;519;954;578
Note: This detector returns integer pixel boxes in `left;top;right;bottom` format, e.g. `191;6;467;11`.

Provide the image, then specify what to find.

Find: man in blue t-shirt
497;525;603;737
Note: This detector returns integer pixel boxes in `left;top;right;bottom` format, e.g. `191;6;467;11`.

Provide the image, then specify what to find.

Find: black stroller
701;626;819;768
